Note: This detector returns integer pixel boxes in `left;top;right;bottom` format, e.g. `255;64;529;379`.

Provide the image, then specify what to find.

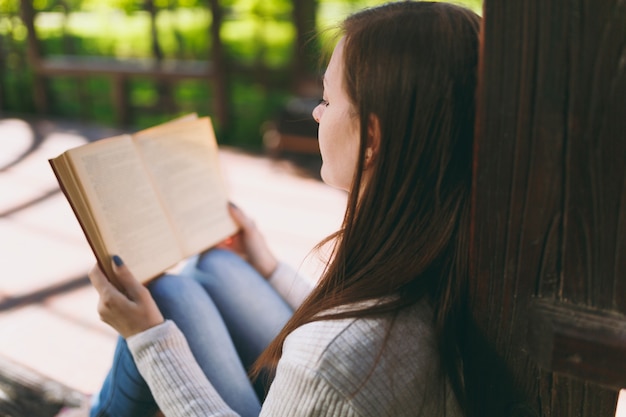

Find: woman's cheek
317;126;341;187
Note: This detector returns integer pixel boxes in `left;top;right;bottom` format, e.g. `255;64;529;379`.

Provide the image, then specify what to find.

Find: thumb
227;202;245;225
228;202;255;231
110;255;143;299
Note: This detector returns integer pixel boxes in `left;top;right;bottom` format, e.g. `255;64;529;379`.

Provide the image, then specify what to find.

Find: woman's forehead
324;38;346;88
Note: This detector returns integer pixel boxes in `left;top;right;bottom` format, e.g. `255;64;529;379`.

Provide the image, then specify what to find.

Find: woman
86;2;481;416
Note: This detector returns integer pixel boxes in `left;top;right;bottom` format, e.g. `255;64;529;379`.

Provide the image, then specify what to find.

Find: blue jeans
90;249;294;417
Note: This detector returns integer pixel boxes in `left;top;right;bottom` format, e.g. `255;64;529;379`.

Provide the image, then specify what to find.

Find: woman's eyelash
319;99;329;107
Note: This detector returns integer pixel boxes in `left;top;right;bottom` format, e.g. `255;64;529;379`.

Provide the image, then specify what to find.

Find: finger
228;202;247;226
88;264;114;294
97;283;130;319
228;203;255;231
89;264;131;310
110;255;144;299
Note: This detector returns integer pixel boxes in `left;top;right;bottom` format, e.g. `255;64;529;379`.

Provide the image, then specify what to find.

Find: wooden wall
468;0;626;415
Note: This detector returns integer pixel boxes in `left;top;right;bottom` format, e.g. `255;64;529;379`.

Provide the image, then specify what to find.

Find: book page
67;136;183;282
134;117;238;256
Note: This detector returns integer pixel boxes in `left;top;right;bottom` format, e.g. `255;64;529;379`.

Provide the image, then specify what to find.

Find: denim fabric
90;249;293;417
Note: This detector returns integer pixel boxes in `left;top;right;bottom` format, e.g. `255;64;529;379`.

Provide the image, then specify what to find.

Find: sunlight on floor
617;390;625;417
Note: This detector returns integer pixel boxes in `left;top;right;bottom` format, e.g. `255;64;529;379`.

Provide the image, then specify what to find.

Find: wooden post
291;0;319;94
112;74;131;127
208;0;230;132
468;0;626;415
145;0;175;115
18;0;49;114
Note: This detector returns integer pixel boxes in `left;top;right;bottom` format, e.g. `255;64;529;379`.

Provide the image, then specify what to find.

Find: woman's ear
365;114;381;169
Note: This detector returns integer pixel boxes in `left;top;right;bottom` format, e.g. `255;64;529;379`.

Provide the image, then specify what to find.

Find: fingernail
112;255;124;266
228;202;238;209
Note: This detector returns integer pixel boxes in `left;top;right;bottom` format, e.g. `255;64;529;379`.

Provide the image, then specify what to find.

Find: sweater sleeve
127;320;239;417
260;361;358;417
126;321;357;417
266;262;314;309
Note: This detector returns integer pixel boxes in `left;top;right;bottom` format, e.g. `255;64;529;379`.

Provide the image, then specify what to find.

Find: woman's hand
88;256;164;339
219;203;278;278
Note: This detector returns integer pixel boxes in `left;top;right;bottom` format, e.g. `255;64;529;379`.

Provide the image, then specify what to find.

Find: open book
49;114;239;284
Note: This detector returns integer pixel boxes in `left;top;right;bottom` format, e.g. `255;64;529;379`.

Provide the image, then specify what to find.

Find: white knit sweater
127;264;461;416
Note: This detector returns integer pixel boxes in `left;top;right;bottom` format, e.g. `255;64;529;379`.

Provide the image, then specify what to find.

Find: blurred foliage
0;0;482;149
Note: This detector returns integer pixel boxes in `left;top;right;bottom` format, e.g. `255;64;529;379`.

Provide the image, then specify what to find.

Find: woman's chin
320;169;337;189
320;165;352;192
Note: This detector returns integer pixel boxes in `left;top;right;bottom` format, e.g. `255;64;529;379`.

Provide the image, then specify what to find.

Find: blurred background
0;0;482;149
2;1;626;416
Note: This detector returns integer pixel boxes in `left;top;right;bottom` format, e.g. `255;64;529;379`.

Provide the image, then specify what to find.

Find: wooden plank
546;375;618;417
38;56;214;80
561;0;626;310
469;1;545;413
528;299;626;389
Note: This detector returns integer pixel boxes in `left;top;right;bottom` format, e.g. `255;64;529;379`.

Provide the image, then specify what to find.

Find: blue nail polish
112;255;124;266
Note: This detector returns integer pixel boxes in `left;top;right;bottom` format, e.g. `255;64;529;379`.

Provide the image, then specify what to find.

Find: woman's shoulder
274;300;451;416
282;299;437;375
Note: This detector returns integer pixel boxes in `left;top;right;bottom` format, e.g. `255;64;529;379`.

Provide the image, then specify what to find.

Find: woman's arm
90;259;240;415
127;321;239;416
90;260;364;417
220;203;278;278
127;321;358;417
266;263;314;309
223;203;314;309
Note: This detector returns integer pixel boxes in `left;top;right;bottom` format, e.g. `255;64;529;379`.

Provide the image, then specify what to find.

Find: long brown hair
254;1;480;412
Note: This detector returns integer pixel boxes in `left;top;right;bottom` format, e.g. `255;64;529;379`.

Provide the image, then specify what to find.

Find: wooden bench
18;0;229;128
33;56;216;127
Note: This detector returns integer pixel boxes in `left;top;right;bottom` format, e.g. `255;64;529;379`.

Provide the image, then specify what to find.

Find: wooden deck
0;115;346;414
1;115;624;416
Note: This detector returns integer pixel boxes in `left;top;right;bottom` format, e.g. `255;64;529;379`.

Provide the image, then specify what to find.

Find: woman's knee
147;274;222;325
148;274;204;305
197;248;244;273
196;249;258;282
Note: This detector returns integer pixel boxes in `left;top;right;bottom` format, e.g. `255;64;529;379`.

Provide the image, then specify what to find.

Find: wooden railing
18;0;229;128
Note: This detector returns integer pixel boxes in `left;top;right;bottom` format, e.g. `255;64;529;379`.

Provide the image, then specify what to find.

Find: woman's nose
312;104;322;123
